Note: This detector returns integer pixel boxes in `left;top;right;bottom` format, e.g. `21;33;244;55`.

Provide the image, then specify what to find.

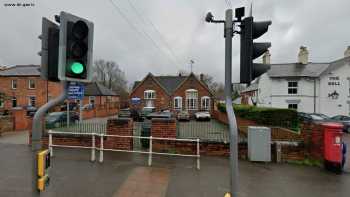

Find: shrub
217;103;299;130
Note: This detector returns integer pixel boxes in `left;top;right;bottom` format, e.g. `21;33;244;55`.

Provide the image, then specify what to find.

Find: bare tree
93;59;128;95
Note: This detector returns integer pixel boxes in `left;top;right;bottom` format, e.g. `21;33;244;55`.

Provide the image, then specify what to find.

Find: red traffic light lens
72;20;88;40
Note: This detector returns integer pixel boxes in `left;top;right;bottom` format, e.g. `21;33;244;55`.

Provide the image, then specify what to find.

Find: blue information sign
68;82;85;100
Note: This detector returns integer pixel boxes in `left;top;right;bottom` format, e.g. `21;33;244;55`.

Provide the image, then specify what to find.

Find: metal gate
133;120;151;150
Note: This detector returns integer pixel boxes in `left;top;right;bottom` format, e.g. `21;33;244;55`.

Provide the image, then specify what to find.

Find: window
89;96;95;107
0;97;3;108
288;103;298;110
28;96;36;107
288;81;298;94
144;90;155;99
28;79;35;89
201;96;210;110
12;97;17;108
186;89;198;110
174;97;182;109
11;80;17;89
144;90;156;108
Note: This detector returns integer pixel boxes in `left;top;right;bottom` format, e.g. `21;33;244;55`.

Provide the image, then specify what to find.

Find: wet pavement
1;135;350;197
0;134;350;197
0;130;28;145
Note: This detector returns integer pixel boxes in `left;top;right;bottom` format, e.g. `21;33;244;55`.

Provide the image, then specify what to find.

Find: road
0;135;350;197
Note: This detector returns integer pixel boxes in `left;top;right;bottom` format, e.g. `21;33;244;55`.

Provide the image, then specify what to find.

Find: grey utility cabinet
248;126;271;162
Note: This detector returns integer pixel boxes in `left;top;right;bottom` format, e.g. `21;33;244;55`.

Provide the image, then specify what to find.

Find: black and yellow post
37;149;51;192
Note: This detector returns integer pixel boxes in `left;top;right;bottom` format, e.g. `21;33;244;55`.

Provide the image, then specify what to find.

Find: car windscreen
310;114;324;120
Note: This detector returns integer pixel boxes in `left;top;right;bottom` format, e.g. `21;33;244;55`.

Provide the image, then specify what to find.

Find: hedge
217;103;299;130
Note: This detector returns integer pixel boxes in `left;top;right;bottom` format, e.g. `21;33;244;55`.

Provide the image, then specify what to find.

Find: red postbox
322;122;343;172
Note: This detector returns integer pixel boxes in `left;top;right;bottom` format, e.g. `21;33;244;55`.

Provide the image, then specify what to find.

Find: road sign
68;82;84;100
131;97;141;105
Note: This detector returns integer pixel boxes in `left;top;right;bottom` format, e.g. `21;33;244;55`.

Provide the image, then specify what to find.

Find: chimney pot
200;73;204;81
298;46;309;65
344;46;350;58
262;50;271;64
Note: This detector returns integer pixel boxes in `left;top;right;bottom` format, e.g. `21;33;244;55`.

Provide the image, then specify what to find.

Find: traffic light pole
224;9;239;196
31;81;68;197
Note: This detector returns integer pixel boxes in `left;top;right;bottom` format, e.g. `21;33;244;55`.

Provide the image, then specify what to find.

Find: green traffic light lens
70;62;84;74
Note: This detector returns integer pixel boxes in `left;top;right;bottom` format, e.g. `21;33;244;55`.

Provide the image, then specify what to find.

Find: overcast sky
1;0;350;85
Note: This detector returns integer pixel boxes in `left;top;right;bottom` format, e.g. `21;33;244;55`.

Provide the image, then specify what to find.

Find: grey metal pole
224;9;239;196
31;81;68;197
67;99;70;127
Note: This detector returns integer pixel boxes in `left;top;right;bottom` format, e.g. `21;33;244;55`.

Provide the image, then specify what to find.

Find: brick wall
105;118;133;150
172;74;213;114
0;115;13;134
130;75;171;110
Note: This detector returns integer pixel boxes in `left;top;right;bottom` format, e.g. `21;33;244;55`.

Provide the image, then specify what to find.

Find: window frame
288;103;298;110
144;90;156;99
0;97;4;108
89;96;96;107
201;96;210;110
288;81;298;95
186;89;198;110
11;79;17;89
28;96;36;107
28;79;35;89
12;97;17;108
174;96;182;110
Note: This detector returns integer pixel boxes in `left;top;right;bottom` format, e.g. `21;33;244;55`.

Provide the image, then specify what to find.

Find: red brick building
130;72;213;114
0;65;119;131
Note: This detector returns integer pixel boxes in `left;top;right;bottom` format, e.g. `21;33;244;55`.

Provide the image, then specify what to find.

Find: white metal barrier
48;130;200;170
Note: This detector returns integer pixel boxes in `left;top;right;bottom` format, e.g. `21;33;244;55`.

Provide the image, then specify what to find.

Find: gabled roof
84;82;119;96
131;72;212;96
267;56;350;78
0;65;40;76
154;75;187;94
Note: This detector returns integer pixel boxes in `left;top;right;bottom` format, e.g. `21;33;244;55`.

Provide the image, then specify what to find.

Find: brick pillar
106;118;133;150
151;118;176;138
151;118;177;152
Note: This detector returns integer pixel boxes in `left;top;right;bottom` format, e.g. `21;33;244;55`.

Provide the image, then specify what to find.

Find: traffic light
58;12;94;82
39;17;60;82
240;16;271;84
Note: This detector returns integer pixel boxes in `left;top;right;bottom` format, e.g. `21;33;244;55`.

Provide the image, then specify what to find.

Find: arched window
186;89;198;110
144;90;156;108
201;96;210;110
174;96;182;109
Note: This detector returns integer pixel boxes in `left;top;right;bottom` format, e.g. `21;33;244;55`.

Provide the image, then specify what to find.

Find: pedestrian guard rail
47;130;200;170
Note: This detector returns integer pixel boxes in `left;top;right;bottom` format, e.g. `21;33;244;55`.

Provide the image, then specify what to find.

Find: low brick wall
30;118;133;151
0;115;14;134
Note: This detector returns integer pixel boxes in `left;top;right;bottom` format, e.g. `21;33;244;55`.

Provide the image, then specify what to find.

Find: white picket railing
48;130;200;170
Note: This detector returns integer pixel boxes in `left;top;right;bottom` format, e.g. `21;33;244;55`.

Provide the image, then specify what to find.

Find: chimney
262;50;271;64
344;46;350;58
200;73;204;81
298;46;309;64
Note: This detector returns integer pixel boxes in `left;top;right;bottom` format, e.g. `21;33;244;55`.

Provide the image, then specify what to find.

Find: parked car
118;108;131;118
177;111;190;121
331;115;350;133
195;111;211;121
141;107;155;118
45;111;79;129
298;112;330;123
147;111;172;119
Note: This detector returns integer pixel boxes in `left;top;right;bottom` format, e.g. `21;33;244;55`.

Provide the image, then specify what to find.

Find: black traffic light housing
58;11;94;82
240;16;271;84
39;18;60;82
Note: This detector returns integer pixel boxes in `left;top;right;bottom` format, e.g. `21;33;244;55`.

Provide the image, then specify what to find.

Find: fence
47;121;107;134
48;130;200;170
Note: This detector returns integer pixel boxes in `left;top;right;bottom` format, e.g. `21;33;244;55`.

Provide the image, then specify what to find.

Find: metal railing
48;130;200;170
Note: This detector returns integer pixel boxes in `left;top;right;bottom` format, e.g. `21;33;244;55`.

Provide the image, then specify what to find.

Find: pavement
1;134;350;197
0;130;29;144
